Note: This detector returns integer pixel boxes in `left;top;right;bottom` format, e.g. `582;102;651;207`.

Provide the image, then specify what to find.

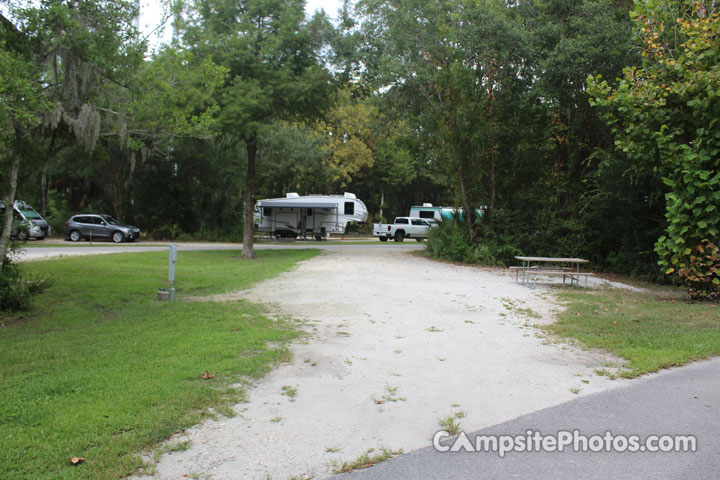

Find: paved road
339;357;720;480
16;240;422;261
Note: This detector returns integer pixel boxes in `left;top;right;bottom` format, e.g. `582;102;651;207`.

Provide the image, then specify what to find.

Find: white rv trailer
409;203;460;222
409;203;484;223
254;193;368;240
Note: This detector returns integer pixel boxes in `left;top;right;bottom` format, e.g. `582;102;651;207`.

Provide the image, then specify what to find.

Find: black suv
64;214;141;243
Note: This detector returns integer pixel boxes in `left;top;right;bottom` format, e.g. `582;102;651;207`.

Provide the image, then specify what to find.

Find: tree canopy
2;0;716;296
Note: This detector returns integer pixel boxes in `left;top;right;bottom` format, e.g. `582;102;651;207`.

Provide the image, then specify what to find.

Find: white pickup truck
373;217;434;242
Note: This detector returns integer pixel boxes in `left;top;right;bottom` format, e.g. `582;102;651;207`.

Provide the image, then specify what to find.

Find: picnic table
512;256;593;288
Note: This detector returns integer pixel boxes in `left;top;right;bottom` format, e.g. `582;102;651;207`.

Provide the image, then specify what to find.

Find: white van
0;200;51;240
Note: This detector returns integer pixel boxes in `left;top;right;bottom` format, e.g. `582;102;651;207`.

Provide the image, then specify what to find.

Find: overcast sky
140;0;346;50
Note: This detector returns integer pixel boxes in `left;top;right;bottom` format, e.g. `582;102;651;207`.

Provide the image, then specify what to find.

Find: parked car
0;200;51;240
64;214;141;243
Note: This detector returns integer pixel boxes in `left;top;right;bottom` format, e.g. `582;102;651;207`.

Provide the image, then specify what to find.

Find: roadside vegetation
425;219;520;267
545;286;720;378
0;249;318;479
0;243;53;310
329;447;404;474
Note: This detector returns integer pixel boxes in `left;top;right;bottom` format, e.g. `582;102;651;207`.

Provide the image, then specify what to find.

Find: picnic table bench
512;256;594;288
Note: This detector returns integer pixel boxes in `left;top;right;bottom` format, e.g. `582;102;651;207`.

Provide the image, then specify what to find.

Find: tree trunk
489;157;496;220
0;144;21;274
379;191;384;222
457;160;475;240
40;167;48;216
242;139;257;259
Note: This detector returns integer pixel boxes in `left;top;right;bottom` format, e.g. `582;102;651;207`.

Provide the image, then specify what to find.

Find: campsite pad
143;247;630;479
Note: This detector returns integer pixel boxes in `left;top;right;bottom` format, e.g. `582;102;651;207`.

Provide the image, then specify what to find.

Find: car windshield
18;208;42;220
101;215;119;225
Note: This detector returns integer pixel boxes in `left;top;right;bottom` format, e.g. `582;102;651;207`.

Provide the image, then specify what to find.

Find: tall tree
359;0;529;237
180;0;334;258
1;0;142;268
0;24;46;272
590;0;720;298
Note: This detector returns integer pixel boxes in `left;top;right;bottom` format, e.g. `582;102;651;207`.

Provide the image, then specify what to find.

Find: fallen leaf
69;457;85;465
201;370;214;380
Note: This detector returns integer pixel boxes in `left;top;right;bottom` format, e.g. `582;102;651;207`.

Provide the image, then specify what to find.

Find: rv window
263;207;272;217
306;208;313;216
419;211;434;219
344;202;354;215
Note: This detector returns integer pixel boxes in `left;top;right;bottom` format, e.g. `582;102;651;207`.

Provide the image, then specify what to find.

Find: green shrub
674;242;720;301
0;259;54;311
426;219;521;267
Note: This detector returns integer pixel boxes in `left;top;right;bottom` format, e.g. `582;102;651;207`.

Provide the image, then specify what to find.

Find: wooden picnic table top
515;256;589;263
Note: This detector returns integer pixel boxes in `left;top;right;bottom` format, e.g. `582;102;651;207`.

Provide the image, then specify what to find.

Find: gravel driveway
143;247;626;480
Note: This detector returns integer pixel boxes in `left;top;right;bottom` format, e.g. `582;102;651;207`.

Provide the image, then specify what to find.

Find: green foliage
320;88;378;187
675;243;720;301
425;219;521;267
426;220;474;263
0;260;53;311
359;0;531;231
589;0;720;298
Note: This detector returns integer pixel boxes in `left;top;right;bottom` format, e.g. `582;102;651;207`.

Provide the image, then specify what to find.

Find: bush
674;242;720;301
0;257;54;311
426;219;521;267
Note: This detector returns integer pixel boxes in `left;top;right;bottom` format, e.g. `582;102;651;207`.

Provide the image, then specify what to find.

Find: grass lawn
0;249;319;479
546;285;720;378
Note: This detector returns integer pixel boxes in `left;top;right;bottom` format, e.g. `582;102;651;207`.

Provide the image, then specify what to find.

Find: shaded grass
0;249;319;479
545;286;720;377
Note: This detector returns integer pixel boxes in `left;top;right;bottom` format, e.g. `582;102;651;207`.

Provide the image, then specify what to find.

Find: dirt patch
143;248;628;480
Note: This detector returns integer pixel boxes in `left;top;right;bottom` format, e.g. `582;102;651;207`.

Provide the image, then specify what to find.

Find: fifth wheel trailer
254;193;368;240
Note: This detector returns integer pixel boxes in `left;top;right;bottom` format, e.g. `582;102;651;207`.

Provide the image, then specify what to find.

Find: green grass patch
0;249;319;479
545;287;720;377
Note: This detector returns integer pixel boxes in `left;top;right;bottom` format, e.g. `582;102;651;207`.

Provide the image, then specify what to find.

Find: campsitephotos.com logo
433;429;697;457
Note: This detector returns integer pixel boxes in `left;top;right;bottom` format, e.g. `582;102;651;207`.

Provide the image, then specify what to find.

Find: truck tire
394;230;405;242
379;236;388;242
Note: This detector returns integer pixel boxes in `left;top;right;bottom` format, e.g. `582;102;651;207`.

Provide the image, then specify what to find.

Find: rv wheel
18;230;29;241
